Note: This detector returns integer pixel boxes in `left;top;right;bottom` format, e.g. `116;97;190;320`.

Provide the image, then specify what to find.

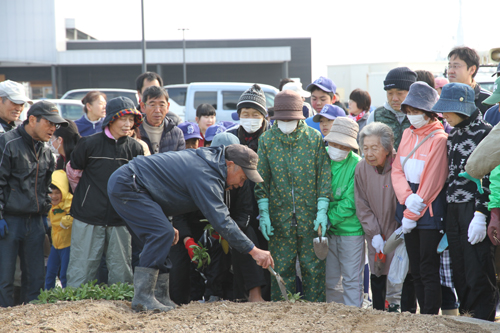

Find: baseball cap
482;77;500;105
306;76;337;94
0;80;32;105
225;144;263;183
205;124;226;142
312;104;346;122
178;121;203;141
27;101;68;127
282;81;311;98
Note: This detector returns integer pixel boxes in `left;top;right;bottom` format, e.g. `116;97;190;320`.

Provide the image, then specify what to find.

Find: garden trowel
268;266;288;301
313;225;328;260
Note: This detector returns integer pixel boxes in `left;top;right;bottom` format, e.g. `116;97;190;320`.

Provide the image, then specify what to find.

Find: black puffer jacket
70;131;144;226
139;117;185;154
0;125;55;219
127;147;254;253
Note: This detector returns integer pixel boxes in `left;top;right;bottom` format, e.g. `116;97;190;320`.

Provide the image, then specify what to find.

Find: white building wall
0;0;58;64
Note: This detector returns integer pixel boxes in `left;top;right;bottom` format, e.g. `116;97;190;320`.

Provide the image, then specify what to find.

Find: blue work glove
257;198;273;241
459;171;484;194
313;197;329;237
0;219;8;239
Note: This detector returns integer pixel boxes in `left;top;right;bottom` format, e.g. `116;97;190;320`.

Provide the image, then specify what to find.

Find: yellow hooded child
49;170;73;249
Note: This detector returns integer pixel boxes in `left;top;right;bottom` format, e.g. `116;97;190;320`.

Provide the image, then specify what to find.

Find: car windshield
166;87;187;106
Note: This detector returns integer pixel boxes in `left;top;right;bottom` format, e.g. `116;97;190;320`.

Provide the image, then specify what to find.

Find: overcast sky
60;0;499;80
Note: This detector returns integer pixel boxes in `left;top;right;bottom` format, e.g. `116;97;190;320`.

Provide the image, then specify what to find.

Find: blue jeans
45;246;71;290
0;215;45;307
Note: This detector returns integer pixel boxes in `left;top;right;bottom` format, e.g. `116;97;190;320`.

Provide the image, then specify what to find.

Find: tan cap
324;117;359;150
225;144;263;183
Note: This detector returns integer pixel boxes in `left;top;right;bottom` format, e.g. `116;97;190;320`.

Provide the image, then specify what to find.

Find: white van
165;82;278;122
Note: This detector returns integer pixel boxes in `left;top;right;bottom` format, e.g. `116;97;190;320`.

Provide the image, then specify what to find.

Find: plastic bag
387;241;409;284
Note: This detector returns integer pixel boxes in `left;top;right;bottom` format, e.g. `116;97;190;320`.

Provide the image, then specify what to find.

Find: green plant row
31;280;134;304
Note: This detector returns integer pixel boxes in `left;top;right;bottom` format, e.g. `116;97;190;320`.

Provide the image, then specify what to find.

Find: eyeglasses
45;119;61;129
447;63;466;71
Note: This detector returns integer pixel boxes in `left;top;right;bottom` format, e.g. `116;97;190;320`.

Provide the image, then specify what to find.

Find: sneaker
388;303;400;313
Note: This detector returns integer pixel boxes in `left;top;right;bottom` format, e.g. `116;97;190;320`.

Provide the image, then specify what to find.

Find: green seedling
203;224;222;243
190;242;211;269
31;280;134;304
283;290;305;303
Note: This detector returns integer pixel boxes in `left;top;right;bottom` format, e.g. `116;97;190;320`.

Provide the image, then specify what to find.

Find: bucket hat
431;83;476;117
324;117;359;150
401;81;439;114
272;90;305;120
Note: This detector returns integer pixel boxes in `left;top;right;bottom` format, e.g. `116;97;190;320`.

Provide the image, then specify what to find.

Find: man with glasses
0;80;32;134
139;86;185;154
447;46;492;114
0;101;68;307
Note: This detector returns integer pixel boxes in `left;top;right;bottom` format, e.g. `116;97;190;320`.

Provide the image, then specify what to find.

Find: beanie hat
384;67;417;91
102;96;143;129
237;84;267;117
272;90;305;120
431;83;477;117
324;117;359;150
401;81;439;114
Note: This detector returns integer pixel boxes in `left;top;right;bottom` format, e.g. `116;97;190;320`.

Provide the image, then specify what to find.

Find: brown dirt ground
0;299;492;333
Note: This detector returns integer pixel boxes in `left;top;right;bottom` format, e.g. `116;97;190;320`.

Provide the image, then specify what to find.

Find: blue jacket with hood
126;146;254;254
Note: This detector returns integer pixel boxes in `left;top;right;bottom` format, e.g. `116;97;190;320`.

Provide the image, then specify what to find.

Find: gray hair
359;122;394;153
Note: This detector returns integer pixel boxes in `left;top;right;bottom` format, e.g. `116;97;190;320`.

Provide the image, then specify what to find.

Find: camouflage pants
269;230;326;302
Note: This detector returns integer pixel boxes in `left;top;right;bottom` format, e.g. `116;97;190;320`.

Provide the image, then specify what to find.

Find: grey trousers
326;234;365;307
66;219;132;288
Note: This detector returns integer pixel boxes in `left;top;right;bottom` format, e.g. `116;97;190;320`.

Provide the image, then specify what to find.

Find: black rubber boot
155;273;176;309
132;267;174;312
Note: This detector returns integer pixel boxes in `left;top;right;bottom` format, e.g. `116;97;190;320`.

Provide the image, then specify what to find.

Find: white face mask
240;118;263;133
277;120;298;135
49;137;60;155
328;146;349;161
407;114;429;129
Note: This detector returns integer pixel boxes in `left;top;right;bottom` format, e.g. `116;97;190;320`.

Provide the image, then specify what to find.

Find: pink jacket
391;121;448;221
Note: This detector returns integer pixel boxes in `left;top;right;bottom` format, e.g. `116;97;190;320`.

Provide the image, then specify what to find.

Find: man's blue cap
312;104;346;122
431;82;477;117
205;124;227;141
178;121;202;141
306;76;337;94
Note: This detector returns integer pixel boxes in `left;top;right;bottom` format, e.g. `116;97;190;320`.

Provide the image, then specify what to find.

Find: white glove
372;234;385;254
402;217;417;234
468;212;487;245
405;193;426;215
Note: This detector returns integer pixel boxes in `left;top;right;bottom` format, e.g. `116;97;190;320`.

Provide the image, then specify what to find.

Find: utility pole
141;0;147;73
178;28;189;84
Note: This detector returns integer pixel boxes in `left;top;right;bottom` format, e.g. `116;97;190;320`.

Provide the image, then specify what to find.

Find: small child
204;124;226;147
178;122;203;149
45;170;73;289
312;104;346;137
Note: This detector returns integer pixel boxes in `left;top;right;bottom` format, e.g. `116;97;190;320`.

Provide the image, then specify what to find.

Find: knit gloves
405;194;426;215
468;212;487;245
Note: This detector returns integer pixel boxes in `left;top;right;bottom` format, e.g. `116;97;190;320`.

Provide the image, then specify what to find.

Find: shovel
268;266;288;301
313;225;328;260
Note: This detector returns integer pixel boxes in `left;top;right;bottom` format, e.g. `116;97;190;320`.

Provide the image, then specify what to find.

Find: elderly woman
323;117;364;307
355;122;399;311
391;81;448;315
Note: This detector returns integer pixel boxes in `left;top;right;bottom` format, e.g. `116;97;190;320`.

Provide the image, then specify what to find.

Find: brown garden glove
487;208;500;245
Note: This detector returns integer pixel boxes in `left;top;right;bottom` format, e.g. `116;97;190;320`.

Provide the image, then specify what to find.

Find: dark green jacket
373;106;411;151
255;120;332;238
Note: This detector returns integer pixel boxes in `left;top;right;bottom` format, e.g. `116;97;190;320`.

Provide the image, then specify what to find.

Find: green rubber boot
154;273;176;309
131;267;174;312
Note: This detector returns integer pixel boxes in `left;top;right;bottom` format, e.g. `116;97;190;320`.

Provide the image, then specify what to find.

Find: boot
132;267;174;312
441;308;459;316
154;273;176;309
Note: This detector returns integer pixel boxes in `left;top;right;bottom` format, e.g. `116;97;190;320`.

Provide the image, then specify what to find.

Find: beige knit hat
272;90;305;120
324;117;359;150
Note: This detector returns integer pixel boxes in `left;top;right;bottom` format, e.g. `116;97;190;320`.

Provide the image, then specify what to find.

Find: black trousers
232;226;267;300
370;274;387;310
447;202;498;321
169;242;205;305
405;229;442;314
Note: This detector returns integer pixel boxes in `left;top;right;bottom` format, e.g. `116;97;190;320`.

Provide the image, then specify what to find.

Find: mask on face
240;118;263;133
277;120;298;135
49;138;60;155
328;146;349;161
407;114;429;129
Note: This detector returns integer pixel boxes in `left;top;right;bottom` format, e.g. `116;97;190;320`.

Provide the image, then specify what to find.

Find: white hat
0;80;32;105
282;81;311;98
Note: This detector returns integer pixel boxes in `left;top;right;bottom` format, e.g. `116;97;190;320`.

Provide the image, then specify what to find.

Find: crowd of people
0;46;500;322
